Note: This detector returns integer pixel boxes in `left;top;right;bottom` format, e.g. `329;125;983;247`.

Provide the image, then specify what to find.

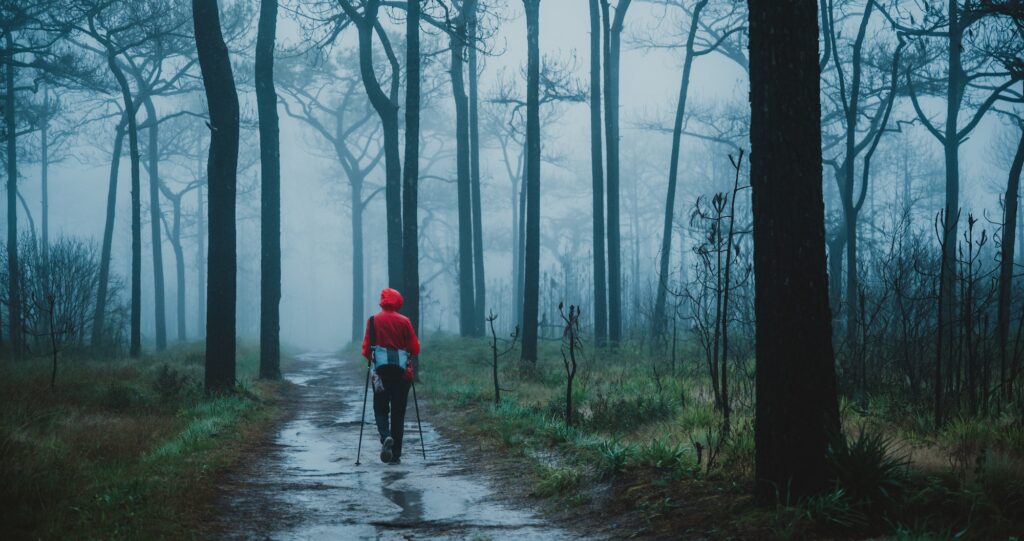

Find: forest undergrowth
420;335;1024;540
0;343;292;540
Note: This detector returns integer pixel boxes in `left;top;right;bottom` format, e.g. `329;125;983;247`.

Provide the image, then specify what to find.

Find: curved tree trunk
99;40;143;359
257;0;281;379
93;117;127;345
653;0;705;341
170;199;187;342
143;97;168;351
194;0;240;393
345;1;403;288
749;0;840;502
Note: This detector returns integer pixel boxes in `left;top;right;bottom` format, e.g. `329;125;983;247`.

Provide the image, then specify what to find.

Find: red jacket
362;288;420;379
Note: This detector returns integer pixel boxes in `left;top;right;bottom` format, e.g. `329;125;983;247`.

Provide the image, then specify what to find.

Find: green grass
0;342;290;540
419;334;1024;540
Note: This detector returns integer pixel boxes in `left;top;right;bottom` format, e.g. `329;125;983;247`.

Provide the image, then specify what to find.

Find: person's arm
407;319;421;357
361;316;372;361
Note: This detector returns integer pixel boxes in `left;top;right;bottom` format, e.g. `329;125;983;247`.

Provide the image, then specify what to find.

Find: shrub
101;383;142;411
771;489;867;540
595;439;634;478
585;391;674;433
635;438;690;471
827;427;909;512
532;466;582;498
152;364;194;403
973;450;1024;520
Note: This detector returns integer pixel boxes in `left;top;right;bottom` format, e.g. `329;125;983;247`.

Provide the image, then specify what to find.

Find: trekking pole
411;379;427;460
355;364;371;465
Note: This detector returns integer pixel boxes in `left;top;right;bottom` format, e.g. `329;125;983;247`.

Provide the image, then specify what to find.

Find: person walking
361;288;420;464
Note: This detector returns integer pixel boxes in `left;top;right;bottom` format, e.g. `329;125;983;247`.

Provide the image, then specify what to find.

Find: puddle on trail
212;352;574;540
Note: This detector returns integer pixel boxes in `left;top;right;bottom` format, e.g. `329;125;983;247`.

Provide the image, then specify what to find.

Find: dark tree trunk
515;158;527;328
194;0;240;393
997;121;1023;402
257;0;281;379
344;0;403;288
938;0;964;396
468;1;486;336
100;40;143;358
402;0;421;333
520;0;542;363
451;16;476;337
170;198;187;342
4;36;21;358
196;183;206;335
600;0;630;346
93;117;126;345
194;182;204;334
588;0;608;347
748;0;841;502
838;3;874;343
653;0;704;340
143;97;168;351
40;92;49;271
351;179;366;342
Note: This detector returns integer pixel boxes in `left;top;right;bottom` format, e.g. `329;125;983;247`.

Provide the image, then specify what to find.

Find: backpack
368;315;409;371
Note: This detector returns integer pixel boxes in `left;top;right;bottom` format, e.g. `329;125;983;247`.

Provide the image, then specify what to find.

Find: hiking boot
380;436;394;463
389;457;401;465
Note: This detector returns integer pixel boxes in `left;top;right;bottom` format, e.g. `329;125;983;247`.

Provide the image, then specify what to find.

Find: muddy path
209;352;575;540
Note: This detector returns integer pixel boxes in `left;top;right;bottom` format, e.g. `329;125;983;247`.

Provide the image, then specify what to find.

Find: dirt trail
209;352;574;540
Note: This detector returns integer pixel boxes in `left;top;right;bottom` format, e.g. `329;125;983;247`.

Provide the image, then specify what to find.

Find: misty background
5;0;1015;350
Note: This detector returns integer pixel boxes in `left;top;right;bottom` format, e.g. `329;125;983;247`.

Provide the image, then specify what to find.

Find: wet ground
210;352;574;540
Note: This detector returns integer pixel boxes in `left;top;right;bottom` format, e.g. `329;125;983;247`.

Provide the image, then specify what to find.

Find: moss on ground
0;343;293;540
418;334;1024;540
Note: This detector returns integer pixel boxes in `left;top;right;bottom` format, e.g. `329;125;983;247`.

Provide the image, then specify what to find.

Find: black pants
372;365;411;459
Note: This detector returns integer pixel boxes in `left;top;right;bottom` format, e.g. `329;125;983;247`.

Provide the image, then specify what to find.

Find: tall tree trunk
194;0;240;393
402;0;421;333
588;0;608;347
748;0;840;502
257;0;281;379
515;158;527;327
520;0;542;363
196;182;206;336
839;2;874;343
143;97;168;351
346;1;403;288
653;0;704;340
997;121;1023;402
93;117;127;345
451;17;476;337
40;90;49;272
601;0;630;346
938;0;964;408
171;199;187;341
99;37;143;359
468;0;485;336
4;35;21;358
350;178;367;342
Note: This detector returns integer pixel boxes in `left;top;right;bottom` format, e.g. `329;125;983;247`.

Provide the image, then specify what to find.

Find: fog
3;0;1018;351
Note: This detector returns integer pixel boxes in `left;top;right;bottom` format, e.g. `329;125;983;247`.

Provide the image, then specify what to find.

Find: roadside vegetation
421;335;1024;540
0;343;292;540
